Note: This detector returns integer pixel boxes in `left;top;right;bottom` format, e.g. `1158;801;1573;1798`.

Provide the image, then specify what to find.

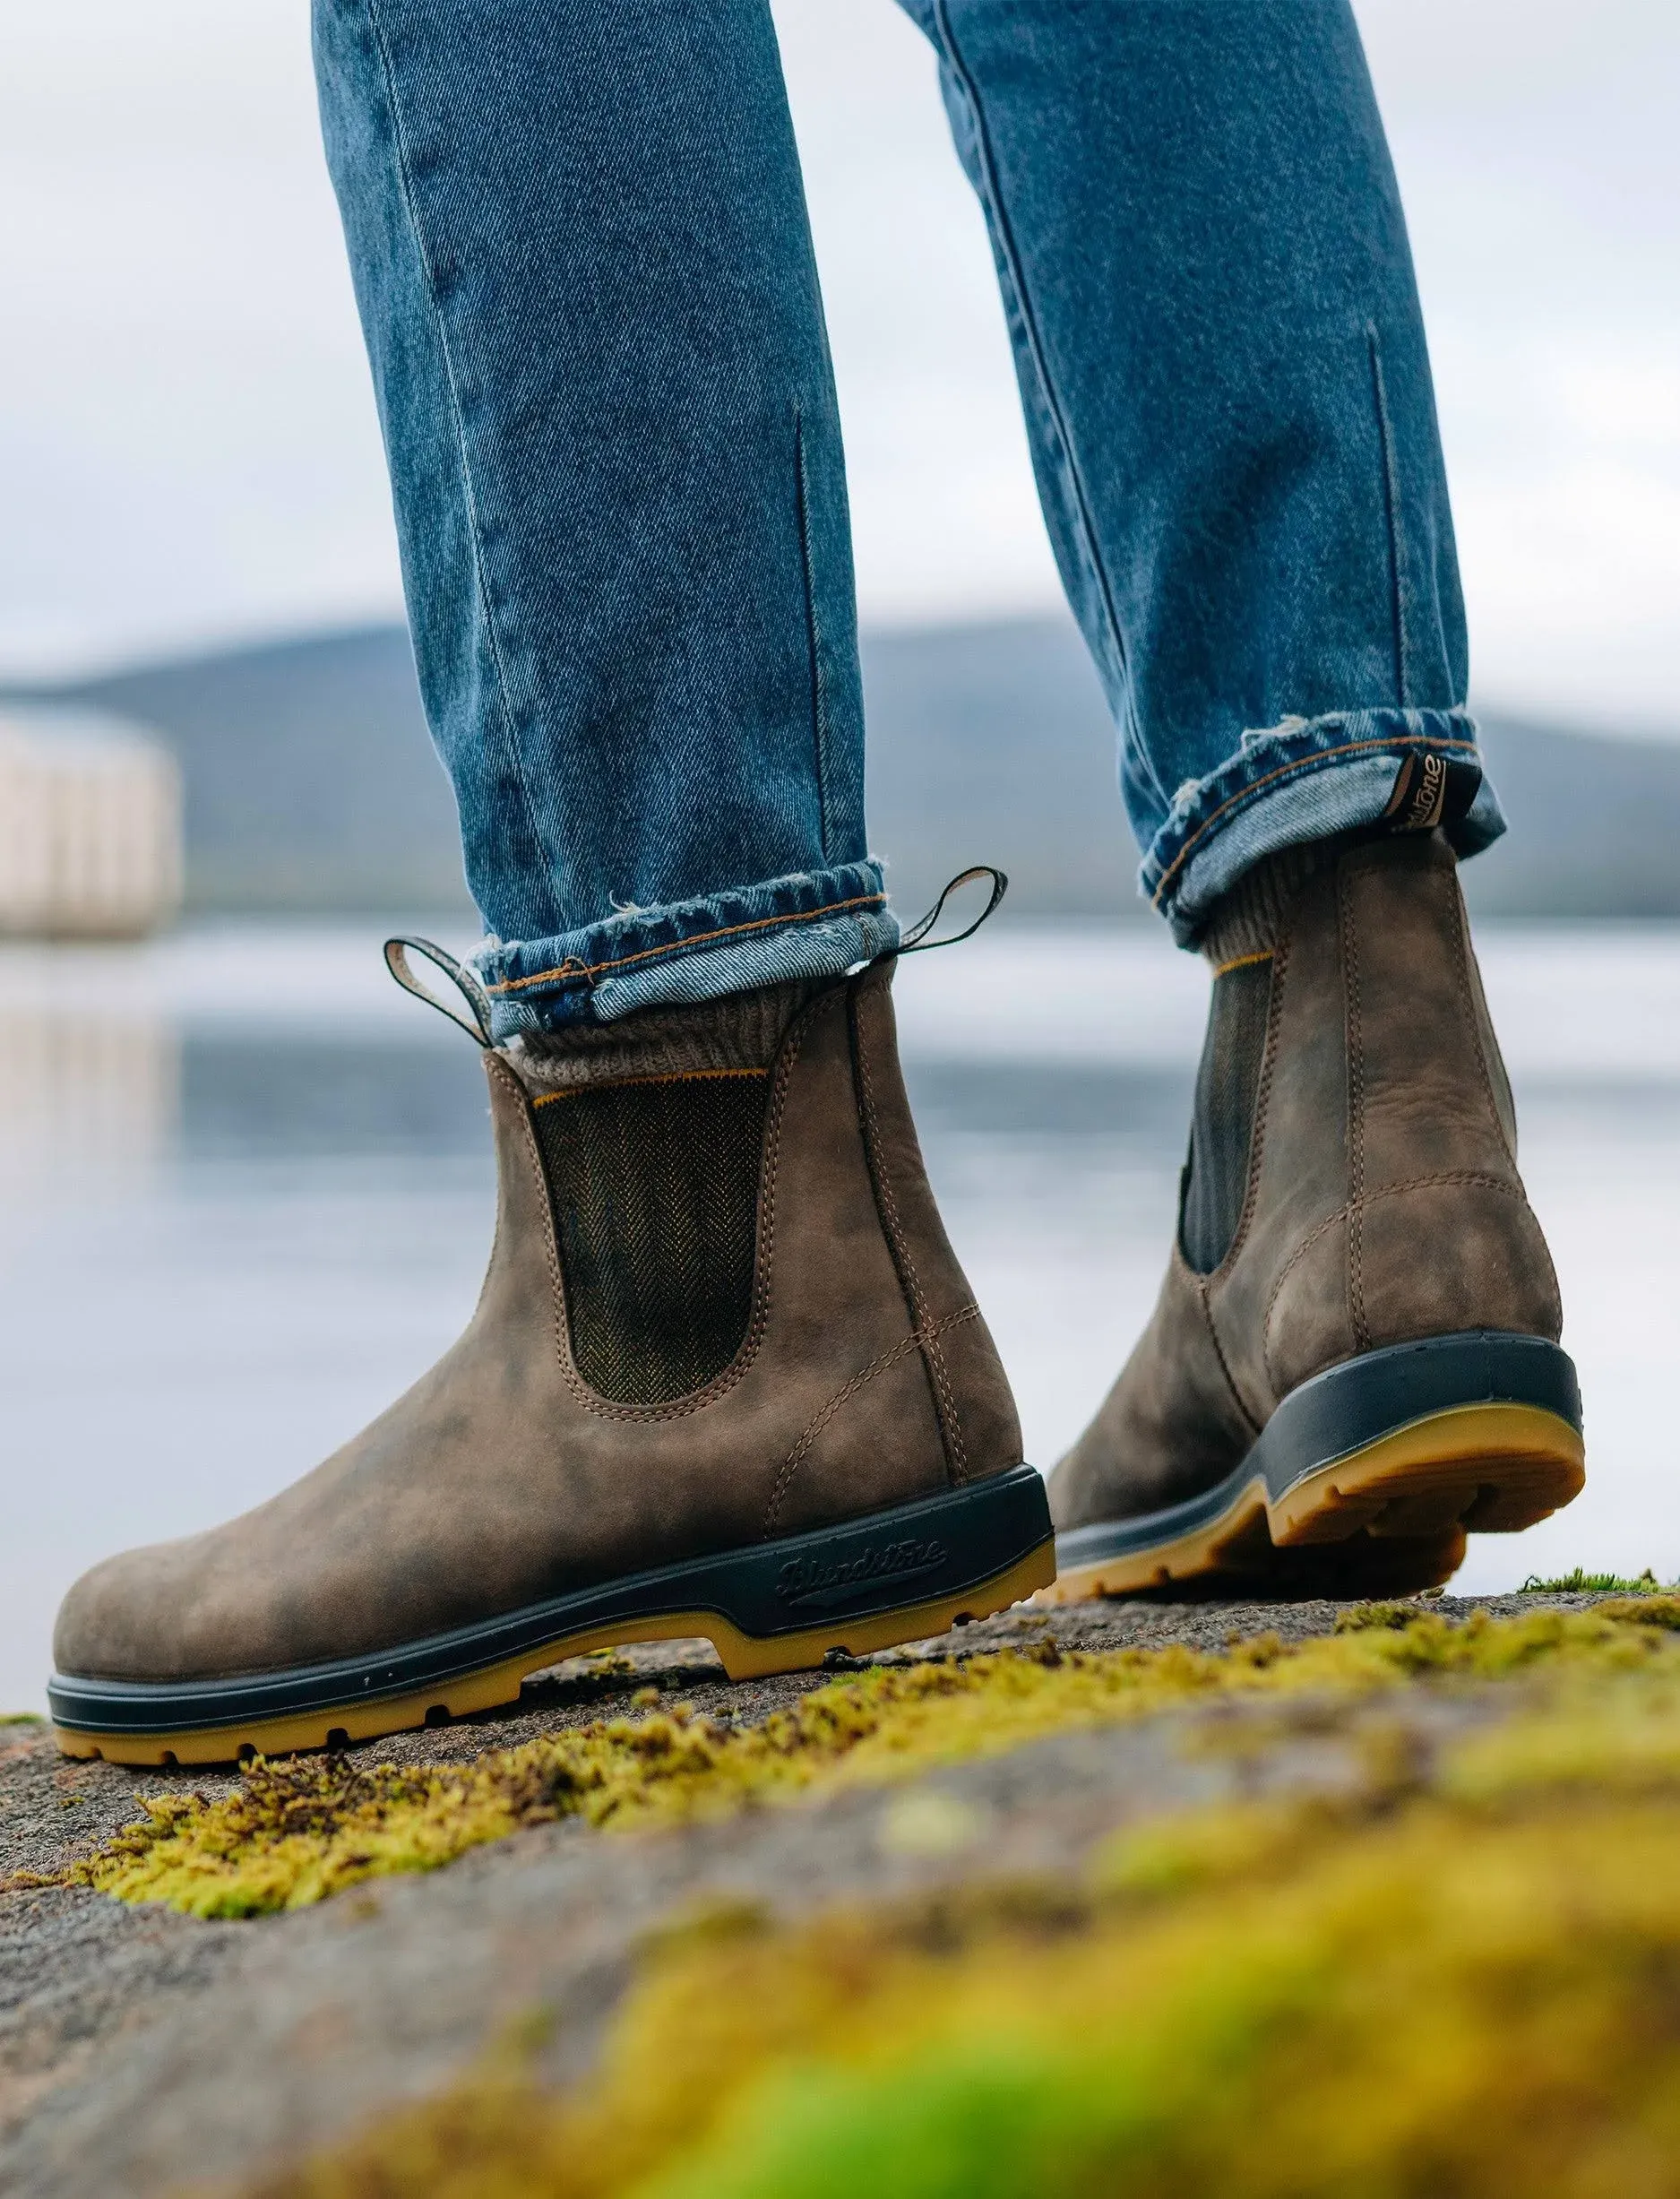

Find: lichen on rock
236;1626;1680;2199
38;1601;1680;1920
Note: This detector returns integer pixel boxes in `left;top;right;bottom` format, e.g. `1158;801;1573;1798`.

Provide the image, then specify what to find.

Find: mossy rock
38;1600;1680;1921
238;1623;1680;2199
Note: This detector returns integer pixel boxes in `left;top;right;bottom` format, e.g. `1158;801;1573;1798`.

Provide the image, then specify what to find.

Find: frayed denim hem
1140;707;1507;946
470;858;899;1037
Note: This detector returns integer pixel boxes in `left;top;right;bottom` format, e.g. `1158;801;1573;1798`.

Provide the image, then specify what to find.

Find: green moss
0;1712;44;1727
1331;1598;1432;1630
1521;1565;1668;1593
48;1602;1680;1919
240;1650;1680;2199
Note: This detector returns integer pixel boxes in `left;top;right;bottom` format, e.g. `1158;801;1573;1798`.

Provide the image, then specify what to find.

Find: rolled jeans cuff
1140;707;1507;945
471;858;899;1037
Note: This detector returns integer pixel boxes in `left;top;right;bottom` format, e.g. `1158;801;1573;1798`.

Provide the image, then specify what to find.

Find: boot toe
1046;1443;1114;1533
54;1538;212;1683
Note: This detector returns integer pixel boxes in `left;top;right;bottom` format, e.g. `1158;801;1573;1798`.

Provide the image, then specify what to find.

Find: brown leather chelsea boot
1045;828;1583;1602
51;954;1050;1764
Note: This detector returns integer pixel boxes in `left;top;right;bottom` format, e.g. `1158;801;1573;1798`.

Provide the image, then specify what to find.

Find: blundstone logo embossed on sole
776;1535;949;1612
1383;751;1448;832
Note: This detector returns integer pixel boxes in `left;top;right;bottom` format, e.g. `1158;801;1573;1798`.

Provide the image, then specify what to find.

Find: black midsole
49;1464;1052;1738
1056;1331;1581;1573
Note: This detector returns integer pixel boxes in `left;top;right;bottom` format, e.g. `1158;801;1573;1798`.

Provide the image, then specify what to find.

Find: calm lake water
3;919;1676;1713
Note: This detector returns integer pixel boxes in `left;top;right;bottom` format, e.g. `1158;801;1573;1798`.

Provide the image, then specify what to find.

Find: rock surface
0;1592;1611;2196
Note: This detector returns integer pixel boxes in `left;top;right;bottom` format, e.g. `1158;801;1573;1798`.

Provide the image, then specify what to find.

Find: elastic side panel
531;1071;770;1405
1179;956;1274;1275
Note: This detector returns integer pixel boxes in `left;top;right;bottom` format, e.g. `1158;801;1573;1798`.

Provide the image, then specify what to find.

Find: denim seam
360;0;557;905
928;0;1162;814
485;888;889;995
1367;326;1413;709
792;407;833;865
1146;727;1478;913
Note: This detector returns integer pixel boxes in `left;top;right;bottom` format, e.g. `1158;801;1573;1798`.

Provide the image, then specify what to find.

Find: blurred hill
5;617;1676;920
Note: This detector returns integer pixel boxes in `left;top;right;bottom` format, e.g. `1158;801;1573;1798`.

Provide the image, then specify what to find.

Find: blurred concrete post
0;705;184;939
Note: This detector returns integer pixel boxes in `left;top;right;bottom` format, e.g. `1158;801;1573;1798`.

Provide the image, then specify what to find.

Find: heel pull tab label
1382;752;1482;837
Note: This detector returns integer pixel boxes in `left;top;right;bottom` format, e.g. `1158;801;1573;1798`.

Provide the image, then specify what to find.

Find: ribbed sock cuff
1196;841;1348;970
1198;824;1470;970
504;978;827;1098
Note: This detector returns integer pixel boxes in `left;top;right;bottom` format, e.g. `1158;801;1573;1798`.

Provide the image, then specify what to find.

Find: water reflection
2;923;1676;1713
180;1039;487;1160
0;1005;177;1195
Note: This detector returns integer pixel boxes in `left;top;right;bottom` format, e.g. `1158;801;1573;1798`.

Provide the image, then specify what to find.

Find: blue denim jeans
313;0;1503;1035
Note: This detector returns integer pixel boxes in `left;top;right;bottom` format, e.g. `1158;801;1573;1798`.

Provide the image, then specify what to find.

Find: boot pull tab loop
897;865;1009;955
383;936;495;1048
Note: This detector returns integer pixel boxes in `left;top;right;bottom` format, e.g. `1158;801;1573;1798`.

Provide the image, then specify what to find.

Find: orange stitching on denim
1212;949;1273;979
486;893;888;994
530;1069;770;1108
1149;734;1478;909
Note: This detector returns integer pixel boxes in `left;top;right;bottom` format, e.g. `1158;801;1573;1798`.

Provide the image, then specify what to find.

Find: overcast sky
0;0;1675;734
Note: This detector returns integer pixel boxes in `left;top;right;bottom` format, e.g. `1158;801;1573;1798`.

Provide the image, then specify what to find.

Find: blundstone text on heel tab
1383;751;1449;832
776;1536;949;1612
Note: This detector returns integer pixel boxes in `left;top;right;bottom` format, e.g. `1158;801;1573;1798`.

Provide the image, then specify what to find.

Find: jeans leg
312;0;891;1031
896;0;1504;940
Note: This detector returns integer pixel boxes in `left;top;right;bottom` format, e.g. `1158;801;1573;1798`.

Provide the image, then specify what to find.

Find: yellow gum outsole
1267;1401;1585;1544
53;1539;1057;1769
1042;1401;1585;1605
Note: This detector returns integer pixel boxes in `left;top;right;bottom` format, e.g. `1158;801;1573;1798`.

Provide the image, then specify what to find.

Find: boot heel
1269;1402;1583;1545
1258;1332;1584;1547
1047;1331;1582;1606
